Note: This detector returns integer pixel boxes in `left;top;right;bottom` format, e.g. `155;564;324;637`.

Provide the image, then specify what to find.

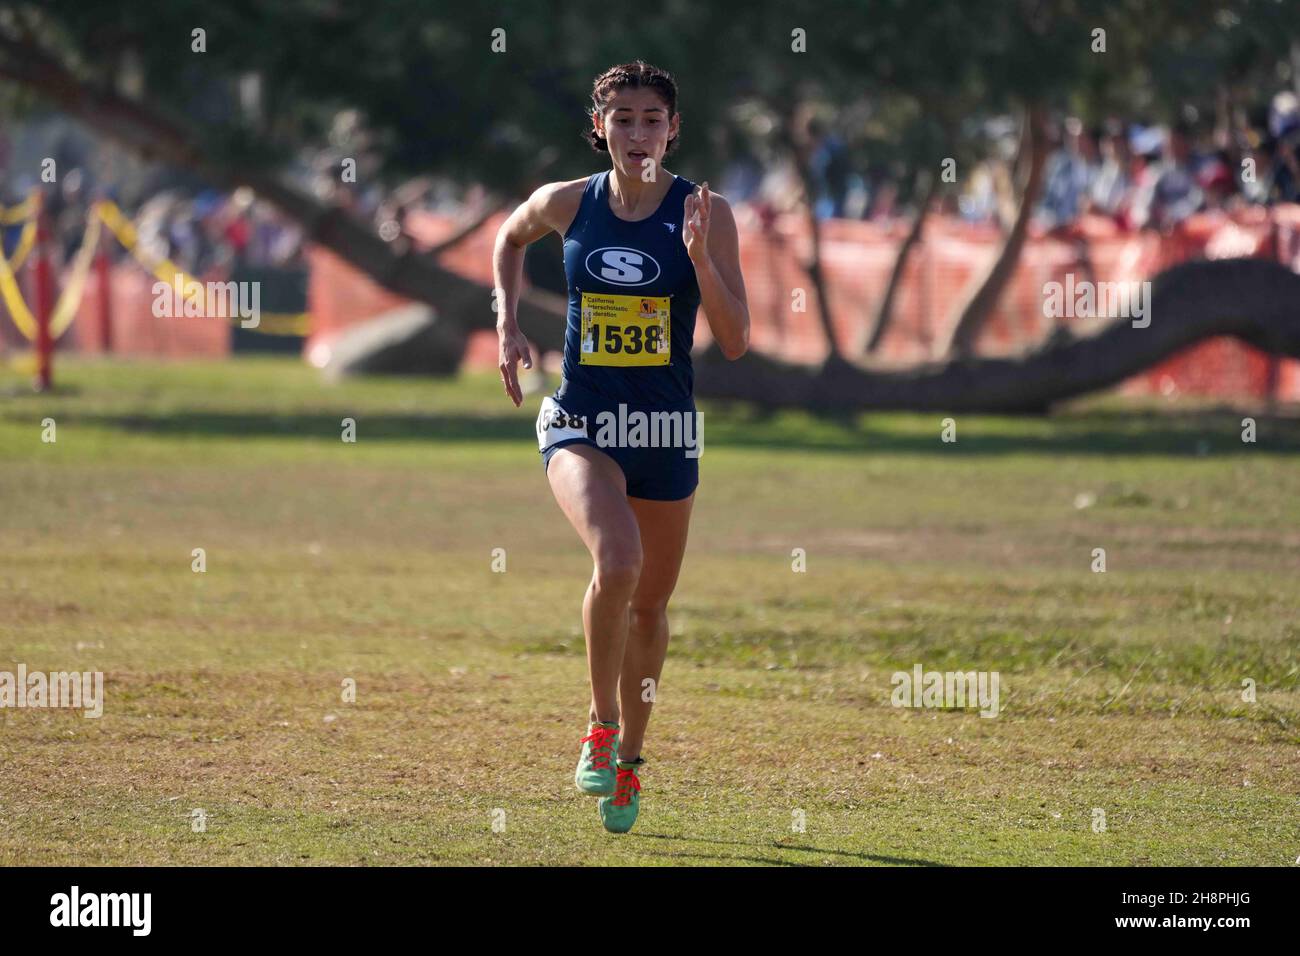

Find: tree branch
695;258;1300;412
0;29;566;351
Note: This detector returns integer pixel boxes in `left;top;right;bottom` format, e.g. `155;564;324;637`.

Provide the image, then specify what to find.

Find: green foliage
6;2;1300;193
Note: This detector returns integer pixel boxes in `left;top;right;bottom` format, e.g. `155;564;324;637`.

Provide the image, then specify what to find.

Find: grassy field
1;356;1297;866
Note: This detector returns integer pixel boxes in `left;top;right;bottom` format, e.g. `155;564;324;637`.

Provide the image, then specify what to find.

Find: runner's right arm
493;180;584;406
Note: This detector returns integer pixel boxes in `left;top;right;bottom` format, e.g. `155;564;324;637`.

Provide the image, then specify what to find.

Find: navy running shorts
536;378;701;501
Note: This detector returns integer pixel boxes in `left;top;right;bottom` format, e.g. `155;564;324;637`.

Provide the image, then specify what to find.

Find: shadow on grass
707;403;1300;457
26;404;1300;457
631;832;946;866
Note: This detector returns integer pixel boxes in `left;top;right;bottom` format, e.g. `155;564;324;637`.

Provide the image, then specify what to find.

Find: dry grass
0;357;1297;865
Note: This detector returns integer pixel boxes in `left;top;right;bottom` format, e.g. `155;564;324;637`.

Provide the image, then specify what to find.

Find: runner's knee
629;599;669;622
593;546;642;593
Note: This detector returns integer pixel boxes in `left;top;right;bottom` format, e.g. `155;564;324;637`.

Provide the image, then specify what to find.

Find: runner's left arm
684;184;749;360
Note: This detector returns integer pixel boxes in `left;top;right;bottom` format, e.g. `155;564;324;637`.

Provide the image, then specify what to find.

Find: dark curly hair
585;60;680;155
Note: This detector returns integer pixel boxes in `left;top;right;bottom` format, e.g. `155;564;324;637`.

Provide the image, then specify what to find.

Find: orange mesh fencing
60;201;1299;402
309;202;1300;401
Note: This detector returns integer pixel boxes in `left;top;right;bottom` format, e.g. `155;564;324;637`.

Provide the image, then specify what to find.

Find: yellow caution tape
2;199;311;340
50;214;101;337
244;311;310;336
0;210;100;341
97;199;310;335
0;237;37;338
1;219;36;271
0;195;36;225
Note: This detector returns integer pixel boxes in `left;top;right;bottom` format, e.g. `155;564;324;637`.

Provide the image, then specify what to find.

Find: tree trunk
694;258;1300;412
940;102;1050;358
859;170;940;355
782;118;845;368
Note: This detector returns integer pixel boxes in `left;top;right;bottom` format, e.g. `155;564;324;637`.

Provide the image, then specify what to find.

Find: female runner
493;61;749;833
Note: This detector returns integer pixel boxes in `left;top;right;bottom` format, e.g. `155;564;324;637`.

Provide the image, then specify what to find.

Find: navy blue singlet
560;170;700;406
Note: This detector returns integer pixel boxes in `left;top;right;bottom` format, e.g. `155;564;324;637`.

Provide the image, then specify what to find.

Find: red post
33;190;54;391
95;213;113;352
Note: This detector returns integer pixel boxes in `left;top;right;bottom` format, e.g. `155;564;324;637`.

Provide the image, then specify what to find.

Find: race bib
536;396;588;452
578;292;671;367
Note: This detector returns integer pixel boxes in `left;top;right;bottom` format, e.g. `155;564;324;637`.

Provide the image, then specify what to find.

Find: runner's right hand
498;324;534;407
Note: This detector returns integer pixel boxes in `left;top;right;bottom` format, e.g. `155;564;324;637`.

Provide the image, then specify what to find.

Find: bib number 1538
579;292;670;367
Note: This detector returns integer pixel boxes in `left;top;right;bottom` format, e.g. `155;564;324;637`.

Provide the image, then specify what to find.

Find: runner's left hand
683;181;710;266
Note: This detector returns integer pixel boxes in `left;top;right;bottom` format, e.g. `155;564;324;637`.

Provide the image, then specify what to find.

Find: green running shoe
598;757;644;833
574;721;620;795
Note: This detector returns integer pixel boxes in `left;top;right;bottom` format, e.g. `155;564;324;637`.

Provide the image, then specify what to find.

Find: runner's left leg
617;492;695;761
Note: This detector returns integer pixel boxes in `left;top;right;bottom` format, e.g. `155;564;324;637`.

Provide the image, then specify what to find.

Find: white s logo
585;247;661;286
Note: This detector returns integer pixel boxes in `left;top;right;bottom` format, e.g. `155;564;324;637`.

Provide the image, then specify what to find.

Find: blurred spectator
959;161;997;222
1037;117;1096;230
866;175;899;220
1196;151;1237;210
1089;121;1133;223
1130;122;1204;230
957;117;1018;225
1268;92;1300;203
718;129;764;205
55;167;90;262
804;116;852;220
1241;136;1276;205
755;158;804;216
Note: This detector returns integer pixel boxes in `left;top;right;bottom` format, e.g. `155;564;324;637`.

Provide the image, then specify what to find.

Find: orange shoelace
611;766;641;806
580;726;619;771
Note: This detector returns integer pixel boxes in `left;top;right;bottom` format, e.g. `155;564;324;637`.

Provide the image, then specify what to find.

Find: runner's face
597;88;677;177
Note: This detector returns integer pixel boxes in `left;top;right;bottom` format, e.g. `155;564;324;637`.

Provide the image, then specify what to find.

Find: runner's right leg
545;444;643;727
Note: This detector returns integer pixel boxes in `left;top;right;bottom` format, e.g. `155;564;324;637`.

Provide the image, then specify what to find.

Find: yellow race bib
579;292;671;367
